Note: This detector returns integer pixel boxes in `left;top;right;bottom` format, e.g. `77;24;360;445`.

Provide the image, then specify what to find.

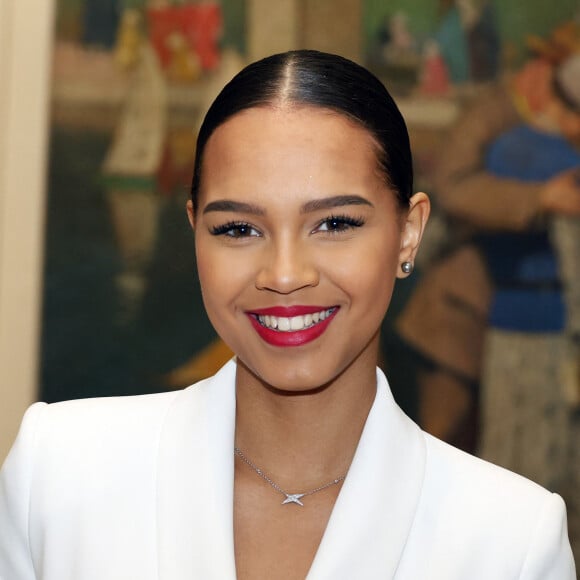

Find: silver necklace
234;447;346;507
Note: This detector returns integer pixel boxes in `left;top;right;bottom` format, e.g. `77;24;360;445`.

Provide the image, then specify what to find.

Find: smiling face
190;106;427;392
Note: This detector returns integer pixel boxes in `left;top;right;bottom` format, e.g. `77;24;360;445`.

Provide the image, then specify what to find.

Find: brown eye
210;222;261;238
315;215;365;234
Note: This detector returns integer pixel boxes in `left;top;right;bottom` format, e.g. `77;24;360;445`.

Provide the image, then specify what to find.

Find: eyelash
209;214;366;238
209;221;260;238
314;214;366;233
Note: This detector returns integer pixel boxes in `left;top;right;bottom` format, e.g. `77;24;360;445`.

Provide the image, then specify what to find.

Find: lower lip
247;309;339;347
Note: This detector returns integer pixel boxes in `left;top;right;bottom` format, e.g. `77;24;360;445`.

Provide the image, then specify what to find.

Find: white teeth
256;308;335;332
290;316;305;330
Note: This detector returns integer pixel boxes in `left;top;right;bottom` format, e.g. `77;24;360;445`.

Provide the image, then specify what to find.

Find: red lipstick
246;306;339;347
250;305;329;317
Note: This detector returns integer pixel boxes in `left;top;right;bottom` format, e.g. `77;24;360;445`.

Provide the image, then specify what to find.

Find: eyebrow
300;195;374;213
202;195;373;215
202;200;265;215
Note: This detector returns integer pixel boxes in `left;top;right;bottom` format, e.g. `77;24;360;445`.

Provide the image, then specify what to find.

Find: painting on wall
42;0;580;407
34;0;580;560
364;0;580;95
364;0;580;473
360;1;580;203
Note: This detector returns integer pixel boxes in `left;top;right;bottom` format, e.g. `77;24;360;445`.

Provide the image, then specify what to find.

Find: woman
0;50;575;579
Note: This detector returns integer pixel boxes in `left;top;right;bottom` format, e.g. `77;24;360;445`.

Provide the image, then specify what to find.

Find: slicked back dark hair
190;50;413;212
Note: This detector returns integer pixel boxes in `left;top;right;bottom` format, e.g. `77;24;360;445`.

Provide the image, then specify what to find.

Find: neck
233;346;378;488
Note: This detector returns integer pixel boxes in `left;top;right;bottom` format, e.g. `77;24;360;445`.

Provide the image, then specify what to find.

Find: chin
237;354;341;394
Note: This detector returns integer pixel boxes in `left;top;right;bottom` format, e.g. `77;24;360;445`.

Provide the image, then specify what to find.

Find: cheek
354;258;398;315
194;239;240;319
194;237;263;351
329;230;401;310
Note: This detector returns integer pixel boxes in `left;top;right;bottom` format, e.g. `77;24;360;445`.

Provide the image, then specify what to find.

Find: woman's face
189;106;427;391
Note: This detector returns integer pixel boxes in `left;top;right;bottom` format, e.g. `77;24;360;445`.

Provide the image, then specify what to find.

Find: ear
397;192;430;279
186;199;196;231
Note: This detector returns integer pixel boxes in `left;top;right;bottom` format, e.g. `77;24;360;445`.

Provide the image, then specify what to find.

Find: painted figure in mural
369;10;421;89
398;52;580;435
380;11;419;67
0;51;576;579
436;0;499;83
397;51;580;559
478;55;580;559
418;39;451;96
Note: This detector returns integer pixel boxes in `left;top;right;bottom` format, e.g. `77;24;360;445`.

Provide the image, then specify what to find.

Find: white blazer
0;360;575;579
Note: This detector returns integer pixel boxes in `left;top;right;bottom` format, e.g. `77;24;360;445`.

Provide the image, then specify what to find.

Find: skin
187;105;429;579
537;97;580;216
541;169;580;217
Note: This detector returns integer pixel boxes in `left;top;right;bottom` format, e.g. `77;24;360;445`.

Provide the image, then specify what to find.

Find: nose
255;238;319;294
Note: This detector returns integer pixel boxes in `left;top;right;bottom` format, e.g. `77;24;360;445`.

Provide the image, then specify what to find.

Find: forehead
199;106;386;203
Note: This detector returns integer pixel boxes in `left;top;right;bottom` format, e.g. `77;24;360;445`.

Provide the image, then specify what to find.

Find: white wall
0;0;55;463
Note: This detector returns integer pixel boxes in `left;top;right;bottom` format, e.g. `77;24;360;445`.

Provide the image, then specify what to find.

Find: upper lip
247;305;336;317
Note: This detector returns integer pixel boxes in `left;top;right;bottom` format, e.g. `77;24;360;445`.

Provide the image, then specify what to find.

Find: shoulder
421;431;562;526
0;364;238;579
1;391;183;496
414;433;575;578
422;431;548;503
4;361;237;477
23;373;229;461
25;389;183;450
2;360;238;480
0;389;183;579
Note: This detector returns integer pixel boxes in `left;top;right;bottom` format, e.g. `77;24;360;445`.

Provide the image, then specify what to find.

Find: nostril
254;251;319;293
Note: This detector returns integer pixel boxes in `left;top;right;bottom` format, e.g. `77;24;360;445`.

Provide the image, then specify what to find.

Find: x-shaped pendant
282;493;305;506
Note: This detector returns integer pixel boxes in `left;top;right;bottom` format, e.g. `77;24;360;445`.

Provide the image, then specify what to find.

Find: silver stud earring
401;261;413;274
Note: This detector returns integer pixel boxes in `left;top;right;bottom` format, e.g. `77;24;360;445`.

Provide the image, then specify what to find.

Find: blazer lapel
156;363;426;579
156;360;238;580
306;369;427;579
